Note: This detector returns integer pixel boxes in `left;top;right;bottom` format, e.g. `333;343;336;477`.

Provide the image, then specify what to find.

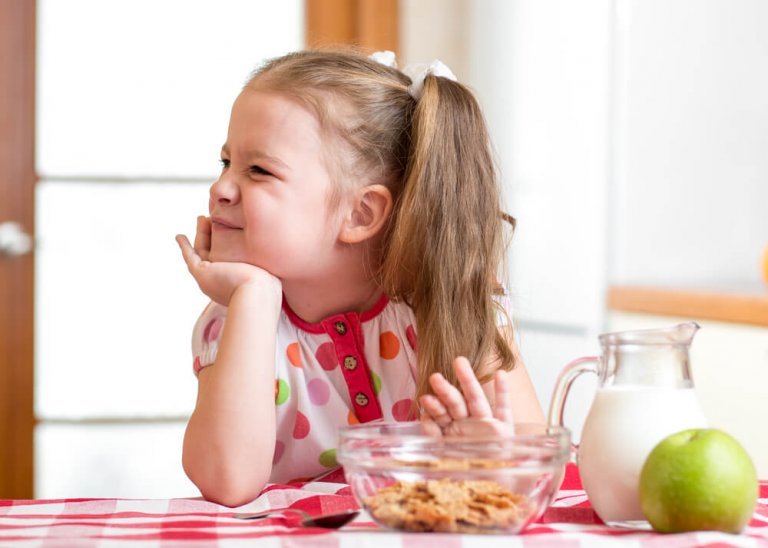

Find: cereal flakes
364;478;530;533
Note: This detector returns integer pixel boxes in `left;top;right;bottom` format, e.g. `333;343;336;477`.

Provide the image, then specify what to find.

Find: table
1;465;766;547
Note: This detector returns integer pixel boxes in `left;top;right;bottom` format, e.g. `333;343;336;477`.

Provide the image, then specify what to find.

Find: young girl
176;49;544;507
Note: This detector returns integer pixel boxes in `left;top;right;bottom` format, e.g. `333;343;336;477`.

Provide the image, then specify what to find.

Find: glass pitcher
548;322;708;528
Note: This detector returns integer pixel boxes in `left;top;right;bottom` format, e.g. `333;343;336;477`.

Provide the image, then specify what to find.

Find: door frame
0;0;36;499
305;0;398;54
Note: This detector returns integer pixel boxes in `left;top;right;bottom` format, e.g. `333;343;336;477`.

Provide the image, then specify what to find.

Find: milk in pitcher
578;385;708;526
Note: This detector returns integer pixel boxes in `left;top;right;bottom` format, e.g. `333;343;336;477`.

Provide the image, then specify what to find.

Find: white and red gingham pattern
0;465;766;547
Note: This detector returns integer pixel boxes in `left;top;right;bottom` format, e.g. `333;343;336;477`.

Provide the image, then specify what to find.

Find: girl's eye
219;158;230;169
249;165;273;177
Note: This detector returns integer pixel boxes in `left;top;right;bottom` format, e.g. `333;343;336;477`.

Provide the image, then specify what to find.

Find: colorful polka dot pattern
370;371;382;395
286;343;301;367
203;318;223;343
347;410;359;425
191;314;225;376
307;378;330;406
379;331;400;360
293;411;310;439
405;324;417;351
190;296;422;484
315;342;338;371
275;378;290;405
318;448;337;468
392;398;417;422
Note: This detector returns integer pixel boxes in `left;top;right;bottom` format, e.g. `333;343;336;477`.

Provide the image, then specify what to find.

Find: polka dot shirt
191;294;419;484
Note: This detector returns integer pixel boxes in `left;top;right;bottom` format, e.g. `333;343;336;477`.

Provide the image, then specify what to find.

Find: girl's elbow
183;454;270;507
188;468;270;507
198;479;267;508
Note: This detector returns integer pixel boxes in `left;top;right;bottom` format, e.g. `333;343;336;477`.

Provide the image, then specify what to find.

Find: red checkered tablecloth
0;465;766;547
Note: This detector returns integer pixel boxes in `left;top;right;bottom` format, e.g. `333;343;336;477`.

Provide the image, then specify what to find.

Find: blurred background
0;0;766;498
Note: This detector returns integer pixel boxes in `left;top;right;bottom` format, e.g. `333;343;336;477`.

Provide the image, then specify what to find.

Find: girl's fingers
453;357;493;418
492;369;514;423
428;372;468;420
419;417;443;438
176;234;201;271
419;394;453;428
195;216;212;259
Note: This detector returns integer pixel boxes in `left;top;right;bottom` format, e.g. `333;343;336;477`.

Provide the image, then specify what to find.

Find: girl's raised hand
176;216;281;306
419;356;515;437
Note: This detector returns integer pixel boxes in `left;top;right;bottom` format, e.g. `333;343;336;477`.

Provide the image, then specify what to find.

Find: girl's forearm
182;282;282;506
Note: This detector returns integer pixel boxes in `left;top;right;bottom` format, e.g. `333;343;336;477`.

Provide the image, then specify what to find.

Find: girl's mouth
211;217;241;230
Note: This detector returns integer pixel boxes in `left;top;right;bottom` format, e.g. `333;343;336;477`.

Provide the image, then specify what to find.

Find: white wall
399;0;470;74
611;0;768;286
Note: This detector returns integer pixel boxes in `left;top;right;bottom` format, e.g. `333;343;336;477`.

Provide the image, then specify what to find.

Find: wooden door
0;0;36;499
305;0;399;53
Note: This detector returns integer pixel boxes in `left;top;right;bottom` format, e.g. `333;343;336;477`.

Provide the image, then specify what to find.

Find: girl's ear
338;184;393;244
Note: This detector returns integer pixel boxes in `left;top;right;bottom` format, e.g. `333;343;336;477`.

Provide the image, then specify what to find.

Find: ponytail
380;75;518;396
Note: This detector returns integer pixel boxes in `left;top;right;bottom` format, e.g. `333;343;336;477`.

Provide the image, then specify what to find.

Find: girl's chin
208;251;268;270
208;250;240;263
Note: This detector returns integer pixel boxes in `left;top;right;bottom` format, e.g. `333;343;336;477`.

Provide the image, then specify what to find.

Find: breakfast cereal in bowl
337;422;570;534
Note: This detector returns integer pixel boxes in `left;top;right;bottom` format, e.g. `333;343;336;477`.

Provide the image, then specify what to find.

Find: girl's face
208;88;342;280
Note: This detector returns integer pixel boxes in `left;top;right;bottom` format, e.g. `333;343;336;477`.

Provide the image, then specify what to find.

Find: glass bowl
337;421;571;534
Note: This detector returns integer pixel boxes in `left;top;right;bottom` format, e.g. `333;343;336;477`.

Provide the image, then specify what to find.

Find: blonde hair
249;49;518;396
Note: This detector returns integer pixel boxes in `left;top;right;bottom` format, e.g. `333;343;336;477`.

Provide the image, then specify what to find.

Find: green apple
639;428;758;533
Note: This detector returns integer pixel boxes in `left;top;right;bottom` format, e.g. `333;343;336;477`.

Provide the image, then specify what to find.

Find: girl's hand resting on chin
176;216;281;306
419;356;515;438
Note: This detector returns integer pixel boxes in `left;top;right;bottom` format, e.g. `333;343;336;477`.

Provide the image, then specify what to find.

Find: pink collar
281;293;390;334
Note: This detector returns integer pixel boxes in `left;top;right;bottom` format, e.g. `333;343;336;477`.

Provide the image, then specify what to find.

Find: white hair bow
368;50;397;69
403;60;457;100
368;51;458;100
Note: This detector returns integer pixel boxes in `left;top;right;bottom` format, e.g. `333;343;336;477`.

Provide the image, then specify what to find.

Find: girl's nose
209;174;239;206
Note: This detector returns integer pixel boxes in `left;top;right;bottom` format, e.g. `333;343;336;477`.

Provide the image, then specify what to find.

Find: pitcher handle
547;356;599;462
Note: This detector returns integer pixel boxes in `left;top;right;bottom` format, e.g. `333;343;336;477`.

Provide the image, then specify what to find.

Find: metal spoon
233;508;360;528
